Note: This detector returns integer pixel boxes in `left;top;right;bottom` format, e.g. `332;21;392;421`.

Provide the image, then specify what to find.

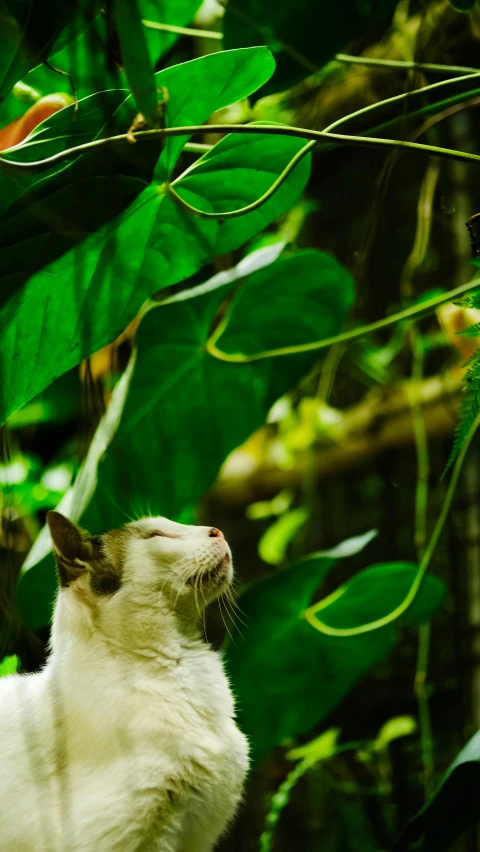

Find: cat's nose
209;527;224;539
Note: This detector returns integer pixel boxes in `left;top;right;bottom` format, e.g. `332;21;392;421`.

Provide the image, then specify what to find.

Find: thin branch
5;119;480;176
142;19;222;40
335;53;480;76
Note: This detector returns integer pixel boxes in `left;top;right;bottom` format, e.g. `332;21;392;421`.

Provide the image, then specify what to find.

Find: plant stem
410;328;435;797
142;20;222;39
323;71;480;134
6;121;480;176
335;53;480;76
207;275;480;363
303;410;480;637
168;139;315;219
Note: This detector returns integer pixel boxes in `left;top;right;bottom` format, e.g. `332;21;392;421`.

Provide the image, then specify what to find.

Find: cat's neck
50;587;207;674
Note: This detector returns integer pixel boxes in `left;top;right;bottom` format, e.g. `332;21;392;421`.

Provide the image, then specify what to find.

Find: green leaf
0;654;19;676
113;0;160;125
225;555;444;761
19;246;354;626
87;249;354;526
0;185;216;425
173;130;312;253
392;730;480;851
0;0;99;104
155;47;276;177
217;250;353;356
223;0;398;95
17;351;136;629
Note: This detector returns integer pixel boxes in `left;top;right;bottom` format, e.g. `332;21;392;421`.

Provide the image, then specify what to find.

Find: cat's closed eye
149;530;181;539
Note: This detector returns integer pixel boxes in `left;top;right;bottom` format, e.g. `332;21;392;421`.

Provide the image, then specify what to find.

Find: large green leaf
392;731;480;852
223;0;399;95
0;48;283;424
86;249;354;527
225;555;445;761
18;246;354;627
173;130;312;254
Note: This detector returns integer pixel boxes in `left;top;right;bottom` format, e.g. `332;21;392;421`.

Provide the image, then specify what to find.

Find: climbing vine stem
207;276;480;362
303;410;480;637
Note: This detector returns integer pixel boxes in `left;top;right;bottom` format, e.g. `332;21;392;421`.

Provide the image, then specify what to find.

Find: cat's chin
187;553;232;597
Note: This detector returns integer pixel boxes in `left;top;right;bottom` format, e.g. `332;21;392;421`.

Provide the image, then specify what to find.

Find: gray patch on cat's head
47;512;134;597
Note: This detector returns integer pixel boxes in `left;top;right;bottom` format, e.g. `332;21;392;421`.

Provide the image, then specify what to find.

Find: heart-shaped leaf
225;556;445;761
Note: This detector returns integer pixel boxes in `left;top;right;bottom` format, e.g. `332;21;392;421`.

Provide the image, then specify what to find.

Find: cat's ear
47;511;94;587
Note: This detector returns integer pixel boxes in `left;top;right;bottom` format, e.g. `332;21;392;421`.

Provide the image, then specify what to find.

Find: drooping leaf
172;129;312;253
19;247;354;626
392;730;480;852
113;0;160;125
225;556;444;761
17;350;137;629
155;47;276;177
223;0;399;95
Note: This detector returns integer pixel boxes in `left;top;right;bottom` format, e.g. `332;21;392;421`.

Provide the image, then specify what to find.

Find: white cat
0;512;249;852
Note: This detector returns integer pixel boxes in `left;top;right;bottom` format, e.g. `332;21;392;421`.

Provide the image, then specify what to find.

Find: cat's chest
133;652;247;777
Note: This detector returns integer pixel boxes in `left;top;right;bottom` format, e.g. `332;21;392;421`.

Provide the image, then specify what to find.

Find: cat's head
47;511;233;626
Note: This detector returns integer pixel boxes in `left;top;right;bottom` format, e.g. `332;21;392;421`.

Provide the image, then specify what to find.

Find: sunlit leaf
155;47;276;177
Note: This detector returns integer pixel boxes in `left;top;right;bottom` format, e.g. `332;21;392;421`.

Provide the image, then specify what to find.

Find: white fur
0;516;249;851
